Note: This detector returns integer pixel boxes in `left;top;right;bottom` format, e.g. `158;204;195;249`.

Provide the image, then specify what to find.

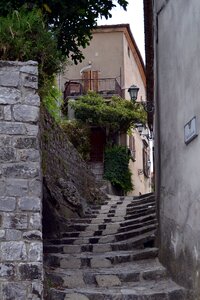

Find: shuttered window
82;70;99;93
129;135;136;161
143;146;150;177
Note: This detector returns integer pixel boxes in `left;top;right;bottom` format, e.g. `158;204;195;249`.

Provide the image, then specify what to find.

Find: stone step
104;204;156;216
88;194;155;210
87;201;155;215
44;247;159;269
115;223;157;242
118;218;156;233
86;199;156;214
43;192;191;300
66;198;156;223
50;218;156;239
47;278;188;300
44;223;157;246
124;192;154;200
60;213;156;237
126;194;155;203
126;201;155;212
45;258;167;288
107;192;154;201
66;208;156;225
84;202;156;218
120;213;156;228
59;223;107;234
57;213;156;234
110;231;156;251
124;207;155;220
44;230;156;254
82;202;156;221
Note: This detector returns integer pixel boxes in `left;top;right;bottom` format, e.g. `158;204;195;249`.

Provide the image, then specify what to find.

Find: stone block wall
41;107;107;238
0;61;43;299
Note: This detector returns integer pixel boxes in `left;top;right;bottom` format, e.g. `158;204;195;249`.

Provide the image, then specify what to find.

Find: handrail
64;78;122;99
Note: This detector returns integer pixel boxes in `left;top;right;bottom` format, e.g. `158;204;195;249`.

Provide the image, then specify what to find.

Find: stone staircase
44;193;190;299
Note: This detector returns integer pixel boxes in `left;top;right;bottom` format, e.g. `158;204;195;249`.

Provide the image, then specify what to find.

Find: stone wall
0;61;43;299
41;107;107;238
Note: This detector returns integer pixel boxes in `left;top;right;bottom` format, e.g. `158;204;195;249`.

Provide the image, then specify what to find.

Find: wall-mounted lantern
128;84;154;113
128;84;139;102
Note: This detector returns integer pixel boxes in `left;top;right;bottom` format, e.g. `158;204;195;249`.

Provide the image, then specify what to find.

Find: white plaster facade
153;0;200;296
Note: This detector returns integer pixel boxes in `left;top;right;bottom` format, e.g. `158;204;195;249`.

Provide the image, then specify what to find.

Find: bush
41;79;63;123
0;6;65;89
61;120;91;160
104;146;133;193
70;91;146;133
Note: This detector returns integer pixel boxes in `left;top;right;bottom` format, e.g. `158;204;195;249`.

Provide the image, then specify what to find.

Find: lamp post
128;84;154;113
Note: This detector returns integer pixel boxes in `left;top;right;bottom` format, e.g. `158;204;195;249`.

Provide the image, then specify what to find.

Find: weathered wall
41;108;106;238
128;130;150;196
155;0;200;296
0;61;43;299
58;31;124;91
122;32;146;101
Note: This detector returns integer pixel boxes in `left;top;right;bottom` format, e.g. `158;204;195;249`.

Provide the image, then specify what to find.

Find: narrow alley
44;193;191;299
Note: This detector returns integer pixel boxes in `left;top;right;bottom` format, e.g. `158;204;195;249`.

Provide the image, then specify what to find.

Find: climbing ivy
104;146;133;194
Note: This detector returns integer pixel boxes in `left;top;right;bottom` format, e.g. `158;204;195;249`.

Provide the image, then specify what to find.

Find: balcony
64;78;123;100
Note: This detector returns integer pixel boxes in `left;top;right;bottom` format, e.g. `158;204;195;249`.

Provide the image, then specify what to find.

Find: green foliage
0;0;128;64
70;91;146;141
61;120;91;160
104;146;133;193
0;6;65;87
42;79;63;123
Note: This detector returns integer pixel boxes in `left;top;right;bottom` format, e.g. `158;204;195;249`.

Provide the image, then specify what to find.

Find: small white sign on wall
184;116;198;145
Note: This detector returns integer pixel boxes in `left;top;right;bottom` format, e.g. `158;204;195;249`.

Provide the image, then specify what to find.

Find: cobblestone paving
44;193;191;299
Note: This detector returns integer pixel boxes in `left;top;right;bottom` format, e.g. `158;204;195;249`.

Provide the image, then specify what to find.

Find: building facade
59;24;151;196
144;0;200;297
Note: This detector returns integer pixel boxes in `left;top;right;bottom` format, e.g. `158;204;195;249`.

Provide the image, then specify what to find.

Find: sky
97;0;145;62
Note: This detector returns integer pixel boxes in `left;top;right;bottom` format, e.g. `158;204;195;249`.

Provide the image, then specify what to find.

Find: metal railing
64;78;122;99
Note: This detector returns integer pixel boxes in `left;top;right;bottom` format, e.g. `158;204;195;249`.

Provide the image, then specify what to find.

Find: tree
0;0;128;64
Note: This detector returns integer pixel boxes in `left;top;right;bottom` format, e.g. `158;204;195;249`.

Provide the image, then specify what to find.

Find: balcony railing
64;78;122;99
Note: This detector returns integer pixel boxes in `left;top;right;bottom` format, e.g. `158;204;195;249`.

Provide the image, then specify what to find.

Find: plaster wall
59;31;124;90
155;0;200;295
155;0;168;12
122;35;149;195
122;34;146;101
128;130;150;196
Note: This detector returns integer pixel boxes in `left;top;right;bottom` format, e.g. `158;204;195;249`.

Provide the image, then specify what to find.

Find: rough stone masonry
0;61;43;299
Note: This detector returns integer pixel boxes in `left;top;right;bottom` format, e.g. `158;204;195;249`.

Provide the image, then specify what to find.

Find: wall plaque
184;116;198;145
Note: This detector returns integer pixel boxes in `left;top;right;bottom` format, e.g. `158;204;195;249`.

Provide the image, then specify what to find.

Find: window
129;135;136;161
82;70;99;93
127;46;130;58
143;146;150;177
